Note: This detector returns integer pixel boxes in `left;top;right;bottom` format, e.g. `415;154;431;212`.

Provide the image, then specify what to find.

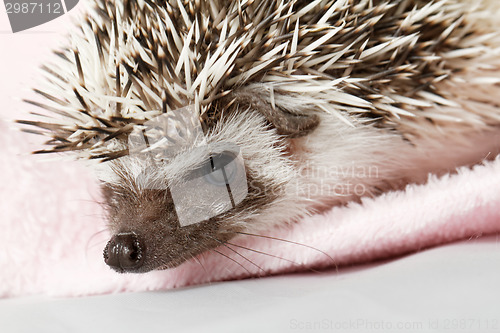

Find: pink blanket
2;7;500;299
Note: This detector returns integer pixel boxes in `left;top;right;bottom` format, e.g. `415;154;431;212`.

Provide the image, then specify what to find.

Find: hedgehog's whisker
81;213;106;220
212;249;252;275
208;236;265;275
223;244;265;276
226;241;336;274
191;253;209;276
225;241;299;266
85;229;109;254
235;231;338;271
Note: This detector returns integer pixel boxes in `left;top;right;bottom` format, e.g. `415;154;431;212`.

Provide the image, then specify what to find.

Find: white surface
2;235;499;333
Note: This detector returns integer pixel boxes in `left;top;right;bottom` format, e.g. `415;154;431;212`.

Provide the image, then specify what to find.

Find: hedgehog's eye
170;144;248;227
202;151;238;186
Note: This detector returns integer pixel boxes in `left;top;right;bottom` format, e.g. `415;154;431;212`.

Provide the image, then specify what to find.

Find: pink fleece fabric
1;6;500;299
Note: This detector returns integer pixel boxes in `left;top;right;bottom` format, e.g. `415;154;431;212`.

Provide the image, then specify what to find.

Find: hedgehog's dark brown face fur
102;185;237;272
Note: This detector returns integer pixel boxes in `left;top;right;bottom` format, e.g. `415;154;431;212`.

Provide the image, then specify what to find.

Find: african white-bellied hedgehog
19;0;500;273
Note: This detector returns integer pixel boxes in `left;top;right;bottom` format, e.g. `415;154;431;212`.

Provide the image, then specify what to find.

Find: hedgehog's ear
228;91;320;138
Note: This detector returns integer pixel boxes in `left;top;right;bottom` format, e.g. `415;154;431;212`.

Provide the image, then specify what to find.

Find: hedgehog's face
101;92;320;273
101;184;247;273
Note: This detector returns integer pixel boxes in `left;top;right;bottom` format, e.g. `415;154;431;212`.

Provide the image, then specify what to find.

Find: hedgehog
18;0;500;273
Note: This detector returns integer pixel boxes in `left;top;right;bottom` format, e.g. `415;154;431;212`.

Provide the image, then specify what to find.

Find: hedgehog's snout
104;232;145;273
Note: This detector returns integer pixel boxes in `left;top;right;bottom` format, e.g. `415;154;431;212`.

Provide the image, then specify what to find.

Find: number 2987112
5;2;62;14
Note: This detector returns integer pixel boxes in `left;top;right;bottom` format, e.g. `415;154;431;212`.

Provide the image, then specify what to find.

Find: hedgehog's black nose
104;232;145;272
